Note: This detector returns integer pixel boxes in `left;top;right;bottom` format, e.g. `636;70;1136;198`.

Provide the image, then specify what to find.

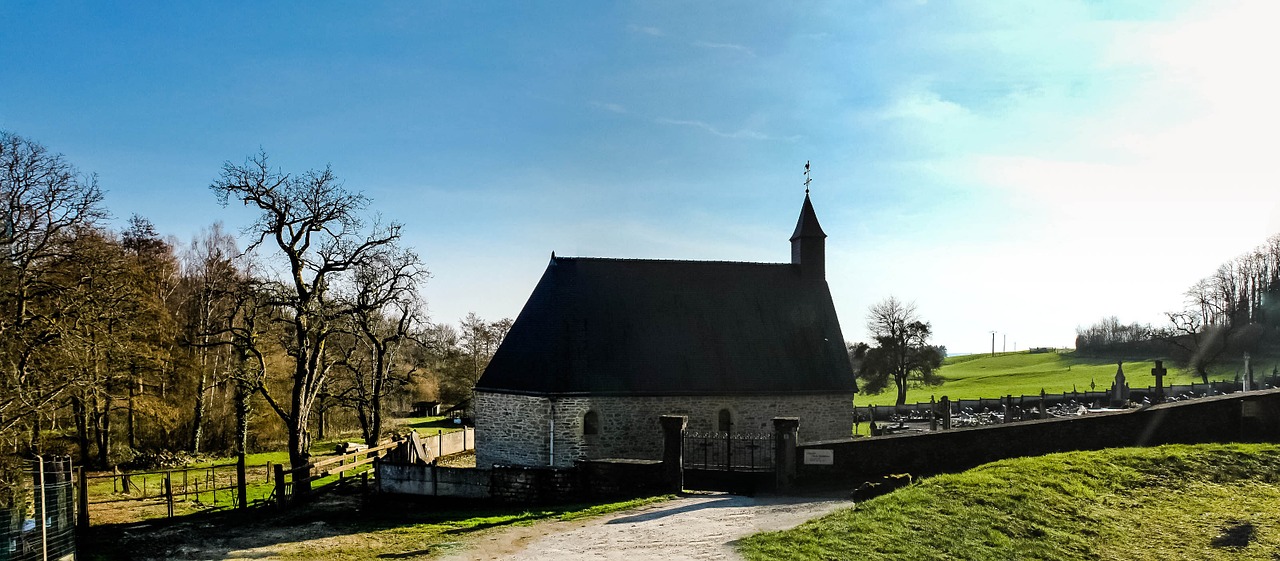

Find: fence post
165;472;174;518
37;456;48;559
274;464;286;509
77;464;90;530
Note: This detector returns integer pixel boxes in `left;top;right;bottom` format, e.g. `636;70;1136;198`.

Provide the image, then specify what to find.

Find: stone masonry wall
477;390;853;468
475;392;550;468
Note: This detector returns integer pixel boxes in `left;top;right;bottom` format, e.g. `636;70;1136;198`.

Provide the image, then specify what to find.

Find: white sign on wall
803;449;834;465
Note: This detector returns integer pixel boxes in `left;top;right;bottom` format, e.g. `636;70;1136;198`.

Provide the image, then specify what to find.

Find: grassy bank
741;443;1280;561
855;351;1259;406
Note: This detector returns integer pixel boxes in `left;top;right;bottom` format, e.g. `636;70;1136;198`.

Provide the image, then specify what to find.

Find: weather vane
803;160;812;194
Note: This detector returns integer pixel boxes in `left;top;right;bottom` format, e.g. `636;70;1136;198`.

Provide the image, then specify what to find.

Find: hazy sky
3;1;1278;353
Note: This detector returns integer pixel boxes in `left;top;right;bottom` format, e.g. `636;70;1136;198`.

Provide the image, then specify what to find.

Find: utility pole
1003;333;1006;353
990;331;996;357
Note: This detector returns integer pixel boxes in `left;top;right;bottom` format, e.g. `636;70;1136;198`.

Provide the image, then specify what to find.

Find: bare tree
858;297;945;407
0;132;105;445
179;222;240;453
333;243;428;445
211;151;401;472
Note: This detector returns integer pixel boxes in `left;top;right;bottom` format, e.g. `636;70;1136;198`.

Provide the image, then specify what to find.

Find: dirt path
438;493;853;561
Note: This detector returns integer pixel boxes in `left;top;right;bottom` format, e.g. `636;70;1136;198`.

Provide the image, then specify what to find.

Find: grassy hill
741;443;1280;560
855;350;1269;406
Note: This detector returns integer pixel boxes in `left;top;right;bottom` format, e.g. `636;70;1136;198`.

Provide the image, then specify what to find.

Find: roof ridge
552;256;793;266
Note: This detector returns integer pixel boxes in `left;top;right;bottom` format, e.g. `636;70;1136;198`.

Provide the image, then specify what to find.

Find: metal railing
682;431;774;472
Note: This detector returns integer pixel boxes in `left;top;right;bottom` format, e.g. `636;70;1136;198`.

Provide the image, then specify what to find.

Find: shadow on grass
80;485;654;560
405;416;465;432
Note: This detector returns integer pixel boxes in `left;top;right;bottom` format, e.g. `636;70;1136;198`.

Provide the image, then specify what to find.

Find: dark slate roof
790;193;826;241
475;256;856;397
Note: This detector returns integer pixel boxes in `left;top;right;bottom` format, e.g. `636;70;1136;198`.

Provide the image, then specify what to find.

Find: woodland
0;131;508;480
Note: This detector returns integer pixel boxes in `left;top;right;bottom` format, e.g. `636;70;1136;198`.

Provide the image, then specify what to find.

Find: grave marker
1152;360;1167;403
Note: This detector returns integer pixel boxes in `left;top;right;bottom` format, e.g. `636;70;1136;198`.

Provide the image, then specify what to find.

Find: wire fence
2;456;77;561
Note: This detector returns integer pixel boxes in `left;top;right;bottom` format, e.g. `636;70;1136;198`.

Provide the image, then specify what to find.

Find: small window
583;410;600;436
717;409;732;432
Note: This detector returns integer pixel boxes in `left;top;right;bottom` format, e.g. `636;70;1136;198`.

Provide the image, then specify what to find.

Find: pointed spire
790;193;827;242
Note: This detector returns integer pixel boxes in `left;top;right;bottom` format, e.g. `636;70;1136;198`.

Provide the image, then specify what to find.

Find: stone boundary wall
379;463;491;498
796;388;1280;486
376;458;668;503
476;390;853;468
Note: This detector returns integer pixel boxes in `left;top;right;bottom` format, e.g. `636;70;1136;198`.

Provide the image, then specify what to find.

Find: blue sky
4;1;1278;353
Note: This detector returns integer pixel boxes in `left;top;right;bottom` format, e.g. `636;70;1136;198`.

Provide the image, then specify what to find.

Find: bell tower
790;161;827;281
790;193;827;281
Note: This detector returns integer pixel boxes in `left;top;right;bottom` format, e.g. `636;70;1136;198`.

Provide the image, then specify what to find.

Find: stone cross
1151;360;1167;403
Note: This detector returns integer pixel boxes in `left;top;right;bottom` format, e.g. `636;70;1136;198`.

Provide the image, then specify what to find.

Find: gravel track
438;493;853;561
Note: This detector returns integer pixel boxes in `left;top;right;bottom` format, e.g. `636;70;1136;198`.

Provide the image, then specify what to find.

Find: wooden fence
271;439;403;508
86;461;274;508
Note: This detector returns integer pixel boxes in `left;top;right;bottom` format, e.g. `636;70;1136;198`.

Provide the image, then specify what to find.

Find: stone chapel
473;194;857;467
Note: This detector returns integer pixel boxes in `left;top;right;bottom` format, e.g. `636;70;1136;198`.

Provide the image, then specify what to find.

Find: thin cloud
627;24;664;36
656;118;797;141
692;40;756;57
590;101;627;114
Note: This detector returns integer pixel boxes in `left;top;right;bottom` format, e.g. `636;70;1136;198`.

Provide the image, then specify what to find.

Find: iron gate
681;431;775;472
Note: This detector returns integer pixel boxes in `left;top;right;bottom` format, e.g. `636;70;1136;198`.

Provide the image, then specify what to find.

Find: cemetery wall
377;458;667;503
797;388;1280;485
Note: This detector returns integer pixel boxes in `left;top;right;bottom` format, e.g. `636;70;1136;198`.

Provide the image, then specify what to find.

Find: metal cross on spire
803;160;812;194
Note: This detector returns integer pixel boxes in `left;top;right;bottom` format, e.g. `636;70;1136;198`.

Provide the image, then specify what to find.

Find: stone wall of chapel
476;391;854;468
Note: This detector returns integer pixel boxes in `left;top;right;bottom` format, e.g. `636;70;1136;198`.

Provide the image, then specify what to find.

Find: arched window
717;409;732;432
583;410;600;436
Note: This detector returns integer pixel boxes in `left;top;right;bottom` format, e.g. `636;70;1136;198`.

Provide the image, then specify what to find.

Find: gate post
659;415;687;493
772;417;799;492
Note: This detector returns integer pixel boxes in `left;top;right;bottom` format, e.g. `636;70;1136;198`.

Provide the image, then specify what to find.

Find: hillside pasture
855;351;1253;406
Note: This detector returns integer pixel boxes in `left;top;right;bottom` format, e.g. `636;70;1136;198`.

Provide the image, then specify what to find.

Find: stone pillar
659;415;687;493
940;396;951;430
773;417;800;492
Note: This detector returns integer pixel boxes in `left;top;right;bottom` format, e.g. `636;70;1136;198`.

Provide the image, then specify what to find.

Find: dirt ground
84;491;851;561
437;493;853;561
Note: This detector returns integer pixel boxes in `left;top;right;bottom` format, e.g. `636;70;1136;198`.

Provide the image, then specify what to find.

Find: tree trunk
234;378;250;509
96;395;112;469
72;396;90;466
29;413;41;454
191;368;207;453
127;367;136;450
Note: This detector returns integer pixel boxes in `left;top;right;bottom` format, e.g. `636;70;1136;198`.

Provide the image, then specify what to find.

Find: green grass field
855;350;1266;406
741;443;1280;561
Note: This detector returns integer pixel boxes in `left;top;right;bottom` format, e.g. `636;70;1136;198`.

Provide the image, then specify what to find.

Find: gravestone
1152;360;1168;404
1244;353;1254;392
1110;361;1130;407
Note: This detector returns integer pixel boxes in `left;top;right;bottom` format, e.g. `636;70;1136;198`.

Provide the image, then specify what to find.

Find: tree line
1;132;509;477
1076;233;1280;380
